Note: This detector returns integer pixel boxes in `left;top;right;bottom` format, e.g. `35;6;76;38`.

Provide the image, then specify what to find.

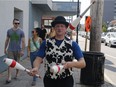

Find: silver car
101;33;107;43
104;32;116;47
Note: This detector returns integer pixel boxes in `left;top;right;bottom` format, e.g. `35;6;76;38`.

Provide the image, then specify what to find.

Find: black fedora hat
51;16;69;27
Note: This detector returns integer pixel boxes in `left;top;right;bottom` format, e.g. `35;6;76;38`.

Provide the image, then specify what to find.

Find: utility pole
76;0;80;43
90;0;104;51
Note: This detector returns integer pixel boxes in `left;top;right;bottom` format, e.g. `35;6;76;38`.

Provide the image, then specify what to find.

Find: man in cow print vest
29;16;86;87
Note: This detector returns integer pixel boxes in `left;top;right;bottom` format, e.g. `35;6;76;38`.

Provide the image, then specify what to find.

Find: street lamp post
76;0;80;43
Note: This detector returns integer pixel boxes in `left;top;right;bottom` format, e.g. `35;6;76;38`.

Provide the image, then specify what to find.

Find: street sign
85;16;91;32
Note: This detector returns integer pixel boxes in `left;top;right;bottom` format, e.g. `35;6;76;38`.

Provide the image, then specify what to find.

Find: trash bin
80;51;105;86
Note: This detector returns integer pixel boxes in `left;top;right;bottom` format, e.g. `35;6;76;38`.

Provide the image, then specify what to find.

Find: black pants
44;75;74;87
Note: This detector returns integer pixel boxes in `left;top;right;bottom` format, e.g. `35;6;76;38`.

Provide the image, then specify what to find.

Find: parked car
104;32;116;47
101;32;107;43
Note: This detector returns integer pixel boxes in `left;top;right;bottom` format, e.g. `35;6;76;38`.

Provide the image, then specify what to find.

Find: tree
102;22;107;32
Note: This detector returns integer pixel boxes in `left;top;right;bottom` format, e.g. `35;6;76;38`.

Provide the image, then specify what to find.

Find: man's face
54;24;67;36
13;20;20;28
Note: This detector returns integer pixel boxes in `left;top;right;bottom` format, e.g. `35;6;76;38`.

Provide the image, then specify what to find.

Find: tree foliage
102;22;107;32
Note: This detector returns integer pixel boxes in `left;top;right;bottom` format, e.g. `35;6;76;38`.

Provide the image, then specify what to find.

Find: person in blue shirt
4;19;25;84
28;16;86;87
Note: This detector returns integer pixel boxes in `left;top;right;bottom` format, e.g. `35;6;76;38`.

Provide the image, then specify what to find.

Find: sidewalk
0;58;115;87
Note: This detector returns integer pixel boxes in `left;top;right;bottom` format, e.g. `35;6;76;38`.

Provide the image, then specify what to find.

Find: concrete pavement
0;57;115;87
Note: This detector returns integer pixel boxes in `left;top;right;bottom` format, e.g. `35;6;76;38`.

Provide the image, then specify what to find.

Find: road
101;43;116;86
76;36;116;86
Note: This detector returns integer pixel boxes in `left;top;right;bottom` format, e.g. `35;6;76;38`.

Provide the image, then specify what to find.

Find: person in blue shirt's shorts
28;16;86;87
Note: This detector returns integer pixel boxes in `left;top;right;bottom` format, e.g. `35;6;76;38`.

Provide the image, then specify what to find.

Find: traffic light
85;16;91;32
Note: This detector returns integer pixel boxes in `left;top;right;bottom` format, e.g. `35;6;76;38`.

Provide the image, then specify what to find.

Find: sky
52;0;91;24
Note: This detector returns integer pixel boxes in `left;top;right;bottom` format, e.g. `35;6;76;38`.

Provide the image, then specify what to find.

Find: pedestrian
47;27;56;38
28;16;86;87
39;25;47;40
27;27;42;86
4;18;25;83
66;31;72;39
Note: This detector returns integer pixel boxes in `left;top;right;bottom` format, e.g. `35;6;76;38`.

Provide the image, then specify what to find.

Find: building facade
103;0;116;24
0;0;78;72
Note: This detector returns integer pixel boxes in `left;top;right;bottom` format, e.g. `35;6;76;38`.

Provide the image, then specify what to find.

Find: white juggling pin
50;65;64;73
67;1;95;31
3;58;41;79
73;59;77;62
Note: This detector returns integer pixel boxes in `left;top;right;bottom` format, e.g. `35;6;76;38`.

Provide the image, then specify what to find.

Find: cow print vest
45;37;73;79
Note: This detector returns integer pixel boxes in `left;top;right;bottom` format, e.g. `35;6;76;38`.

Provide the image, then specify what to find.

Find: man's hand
20;50;24;57
28;68;38;76
63;62;74;69
63;58;86;69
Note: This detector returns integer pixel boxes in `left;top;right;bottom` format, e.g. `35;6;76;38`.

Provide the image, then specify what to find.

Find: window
44;19;52;26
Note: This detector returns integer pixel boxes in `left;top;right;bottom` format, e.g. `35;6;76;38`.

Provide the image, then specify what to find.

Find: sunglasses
14;23;20;25
32;31;34;33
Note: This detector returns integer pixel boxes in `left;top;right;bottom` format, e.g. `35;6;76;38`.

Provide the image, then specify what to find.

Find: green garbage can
80;51;105;86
